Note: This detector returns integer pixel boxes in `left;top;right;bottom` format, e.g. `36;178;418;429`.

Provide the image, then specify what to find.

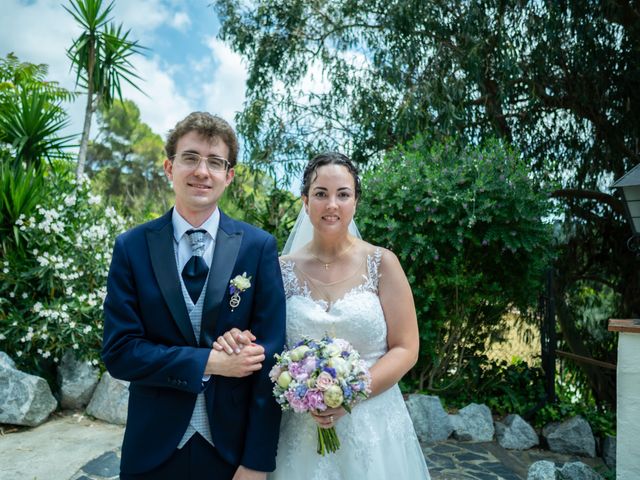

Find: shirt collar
172;207;220;243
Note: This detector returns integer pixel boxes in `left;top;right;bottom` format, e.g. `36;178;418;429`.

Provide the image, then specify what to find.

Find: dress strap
365;248;383;292
279;259;306;298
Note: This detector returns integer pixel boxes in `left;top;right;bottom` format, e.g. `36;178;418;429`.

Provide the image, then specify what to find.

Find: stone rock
57;350;99;409
0;361;57;426
543;416;596;457
450;403;494;442
527;460;557;480
495;414;539;450
405;394;453;443
558;461;603;480
86;372;129;425
542;421;560;439
0;351;16;370
602;435;616;470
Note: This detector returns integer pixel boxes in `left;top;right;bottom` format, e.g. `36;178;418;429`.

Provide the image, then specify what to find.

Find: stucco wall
617;332;640;479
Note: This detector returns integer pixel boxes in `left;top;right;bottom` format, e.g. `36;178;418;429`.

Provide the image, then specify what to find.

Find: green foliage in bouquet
0;162;127;377
358;136;553;393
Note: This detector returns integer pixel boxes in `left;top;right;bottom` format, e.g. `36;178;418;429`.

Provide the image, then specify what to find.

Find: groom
102;112;286;479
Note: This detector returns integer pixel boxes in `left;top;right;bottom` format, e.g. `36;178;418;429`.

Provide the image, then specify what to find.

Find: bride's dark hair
301;152;361;199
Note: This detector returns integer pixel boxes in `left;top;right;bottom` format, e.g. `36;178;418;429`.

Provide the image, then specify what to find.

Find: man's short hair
165;112;239;167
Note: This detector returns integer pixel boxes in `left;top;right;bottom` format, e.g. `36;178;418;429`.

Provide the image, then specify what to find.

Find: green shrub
358;136;553;393
0;163;127;376
436;355;547;417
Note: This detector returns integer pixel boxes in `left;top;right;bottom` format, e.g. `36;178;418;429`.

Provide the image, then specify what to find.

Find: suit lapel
200;212;243;347
146;211;197;346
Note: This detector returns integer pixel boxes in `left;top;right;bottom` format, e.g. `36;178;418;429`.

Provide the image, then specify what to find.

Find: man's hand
213;328;255;354
205;343;265;377
232;465;266;480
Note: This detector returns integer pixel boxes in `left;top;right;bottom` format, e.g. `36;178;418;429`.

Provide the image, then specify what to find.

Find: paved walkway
0;411;611;480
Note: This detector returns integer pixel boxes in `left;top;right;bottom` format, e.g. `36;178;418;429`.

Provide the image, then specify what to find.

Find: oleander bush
0;161;127;377
358;136;554;394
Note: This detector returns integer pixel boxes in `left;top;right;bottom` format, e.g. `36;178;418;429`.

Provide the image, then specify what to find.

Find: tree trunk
76;37;96;181
76;90;94;180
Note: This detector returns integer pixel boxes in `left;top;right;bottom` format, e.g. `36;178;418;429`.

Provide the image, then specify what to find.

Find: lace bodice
279;249;387;367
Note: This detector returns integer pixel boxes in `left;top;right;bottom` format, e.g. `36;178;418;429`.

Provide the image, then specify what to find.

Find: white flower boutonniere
229;272;252;311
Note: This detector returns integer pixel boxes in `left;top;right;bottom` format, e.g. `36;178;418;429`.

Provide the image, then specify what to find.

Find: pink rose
315;371;335;391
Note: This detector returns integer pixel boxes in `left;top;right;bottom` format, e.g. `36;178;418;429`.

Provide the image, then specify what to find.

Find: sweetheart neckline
289;285;377;313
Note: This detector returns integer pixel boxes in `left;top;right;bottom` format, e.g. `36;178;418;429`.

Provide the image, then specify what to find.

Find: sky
0;0;248;141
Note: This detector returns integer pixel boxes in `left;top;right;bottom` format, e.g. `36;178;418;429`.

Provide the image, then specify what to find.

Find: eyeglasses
170;152;230;172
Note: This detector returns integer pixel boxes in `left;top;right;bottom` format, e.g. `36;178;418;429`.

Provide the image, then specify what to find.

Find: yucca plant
65;0;145;180
0;159;47;253
0;89;74;169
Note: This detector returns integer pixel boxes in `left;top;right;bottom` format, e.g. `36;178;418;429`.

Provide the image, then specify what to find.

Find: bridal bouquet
270;336;372;455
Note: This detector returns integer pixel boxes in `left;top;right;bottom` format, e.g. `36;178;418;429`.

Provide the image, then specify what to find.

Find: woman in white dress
216;152;430;479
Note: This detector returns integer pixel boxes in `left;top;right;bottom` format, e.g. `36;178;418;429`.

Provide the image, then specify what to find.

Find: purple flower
323;366;337;378
302;356;317;373
285;390;307;413
289;362;309;381
303;390;326;411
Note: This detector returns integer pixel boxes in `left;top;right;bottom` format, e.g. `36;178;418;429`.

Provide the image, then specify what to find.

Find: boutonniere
229;272;252;311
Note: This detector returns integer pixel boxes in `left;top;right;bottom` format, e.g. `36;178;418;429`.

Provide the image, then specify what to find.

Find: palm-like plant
0;89;74;168
65;0;145;180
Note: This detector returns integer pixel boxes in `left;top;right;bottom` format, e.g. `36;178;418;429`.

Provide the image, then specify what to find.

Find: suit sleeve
102;234;210;394
240;234;287;471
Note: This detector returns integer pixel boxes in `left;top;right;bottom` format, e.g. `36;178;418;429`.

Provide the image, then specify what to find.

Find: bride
216;152;430;479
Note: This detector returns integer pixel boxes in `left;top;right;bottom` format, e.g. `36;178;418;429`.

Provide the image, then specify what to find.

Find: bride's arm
369;248;420;397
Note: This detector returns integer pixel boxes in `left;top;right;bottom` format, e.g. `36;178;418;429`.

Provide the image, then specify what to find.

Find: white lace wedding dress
269;250;430;480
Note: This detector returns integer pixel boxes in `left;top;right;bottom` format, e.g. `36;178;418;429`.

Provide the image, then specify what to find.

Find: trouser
119;433;237;480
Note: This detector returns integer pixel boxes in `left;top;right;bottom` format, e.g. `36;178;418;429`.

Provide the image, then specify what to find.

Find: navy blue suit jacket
102;209;286;475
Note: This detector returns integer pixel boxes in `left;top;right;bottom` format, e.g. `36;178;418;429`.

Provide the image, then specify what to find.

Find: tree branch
551;188;626;215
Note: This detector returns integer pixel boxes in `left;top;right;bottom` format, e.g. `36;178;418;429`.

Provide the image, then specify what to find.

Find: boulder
450;403;494;442
86;372;129;425
543;416;596;457
57;350;99;409
527;460;557;480
0;355;57;426
602;435;616;470
0;351;16;370
495;414;539;450
558;461;603;480
405;394;453;443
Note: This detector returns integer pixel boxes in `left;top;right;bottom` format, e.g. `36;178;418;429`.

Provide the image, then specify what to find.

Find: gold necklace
309;239;356;270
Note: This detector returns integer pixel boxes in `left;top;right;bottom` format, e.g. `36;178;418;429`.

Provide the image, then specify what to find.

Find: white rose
324;343;342;357
328;357;349;376
233;273;251;290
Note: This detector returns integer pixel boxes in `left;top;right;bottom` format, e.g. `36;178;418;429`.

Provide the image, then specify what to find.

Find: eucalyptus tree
214;0;640;406
65;0;145;180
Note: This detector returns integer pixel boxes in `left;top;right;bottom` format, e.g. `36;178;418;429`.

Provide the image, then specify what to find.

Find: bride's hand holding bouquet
270;336;372;455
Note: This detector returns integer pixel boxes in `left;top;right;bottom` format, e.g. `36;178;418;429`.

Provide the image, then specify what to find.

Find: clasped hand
206;328;264;377
215;329;347;429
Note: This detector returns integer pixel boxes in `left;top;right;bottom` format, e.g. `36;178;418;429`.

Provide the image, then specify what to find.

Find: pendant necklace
309;239;356;270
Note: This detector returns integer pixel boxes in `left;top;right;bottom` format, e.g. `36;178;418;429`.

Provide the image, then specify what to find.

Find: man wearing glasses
102;112;286;479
